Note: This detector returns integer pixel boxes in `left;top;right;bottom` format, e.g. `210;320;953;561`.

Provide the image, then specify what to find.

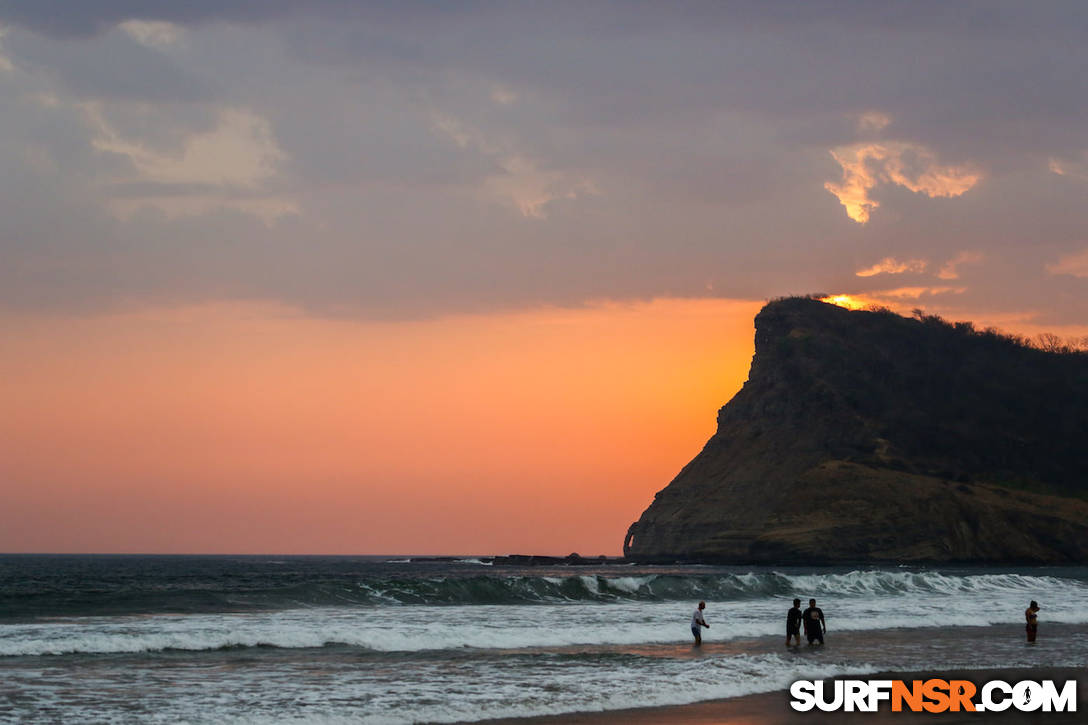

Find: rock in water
624;297;1088;564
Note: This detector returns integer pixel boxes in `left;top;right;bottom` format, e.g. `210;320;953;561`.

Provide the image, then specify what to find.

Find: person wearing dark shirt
1025;600;1040;643
786;598;803;647
803;598;825;645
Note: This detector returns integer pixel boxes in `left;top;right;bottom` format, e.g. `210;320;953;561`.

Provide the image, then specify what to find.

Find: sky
2;2;1087;554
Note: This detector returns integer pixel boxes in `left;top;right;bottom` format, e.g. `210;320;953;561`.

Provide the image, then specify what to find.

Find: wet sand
471;667;1087;724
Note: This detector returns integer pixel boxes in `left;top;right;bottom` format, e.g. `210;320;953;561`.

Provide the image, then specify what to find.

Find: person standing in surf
803;598;825;645
786;598;803;647
691;601;709;645
1025;600;1040;642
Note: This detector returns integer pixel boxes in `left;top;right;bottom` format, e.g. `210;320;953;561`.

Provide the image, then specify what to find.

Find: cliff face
624;298;1088;564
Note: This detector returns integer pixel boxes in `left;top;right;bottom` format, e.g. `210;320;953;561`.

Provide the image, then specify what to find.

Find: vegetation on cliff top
757;297;1088;499
792;293;1088;355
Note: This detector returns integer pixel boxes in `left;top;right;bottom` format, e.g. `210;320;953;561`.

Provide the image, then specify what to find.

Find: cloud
855;256;927;277
0;2;287;38
822;285;968;313
490;86;517;106
3;23;212;102
874;285;966;300
1049;153;1088;180
118;20;183;49
109;194;297;225
86;105;285;187
2;4;1088;325
937;251;983;280
432;112;597;219
484;156;598;219
824;142;981;223
1046;248;1088;278
0;25;13;71
431;113;474;151
857;111;890;133
82;103;295;221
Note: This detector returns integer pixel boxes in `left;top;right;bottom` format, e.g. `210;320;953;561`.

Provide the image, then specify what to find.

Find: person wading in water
1025;600;1040;643
786;598;803;647
803;598;826;646
691;601;709;646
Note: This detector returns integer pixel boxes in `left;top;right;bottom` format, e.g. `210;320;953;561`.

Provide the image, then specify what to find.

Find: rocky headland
624;297;1088;564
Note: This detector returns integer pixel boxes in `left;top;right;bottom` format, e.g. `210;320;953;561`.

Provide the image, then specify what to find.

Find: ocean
1;555;1086;723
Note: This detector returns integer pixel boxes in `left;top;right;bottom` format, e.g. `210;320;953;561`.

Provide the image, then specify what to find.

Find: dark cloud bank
0;2;1086;323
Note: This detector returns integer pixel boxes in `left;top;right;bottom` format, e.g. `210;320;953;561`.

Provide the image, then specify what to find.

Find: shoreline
465;667;1087;724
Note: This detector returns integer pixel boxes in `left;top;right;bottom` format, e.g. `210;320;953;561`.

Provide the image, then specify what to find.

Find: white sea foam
17;652;884;725
334;654;881;724
781;570;1067;596
3;570;1087;657
345;569;1088;604
4;566;1087;724
607;575;655;593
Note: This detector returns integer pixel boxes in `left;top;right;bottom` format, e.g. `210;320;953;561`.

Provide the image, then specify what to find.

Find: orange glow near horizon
0;298;762;555
820;294;872;310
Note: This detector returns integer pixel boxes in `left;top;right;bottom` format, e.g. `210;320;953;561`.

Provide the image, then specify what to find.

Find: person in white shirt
691;600;709;645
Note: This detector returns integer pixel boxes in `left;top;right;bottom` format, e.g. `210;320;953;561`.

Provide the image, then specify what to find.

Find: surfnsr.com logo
790;679;1077;713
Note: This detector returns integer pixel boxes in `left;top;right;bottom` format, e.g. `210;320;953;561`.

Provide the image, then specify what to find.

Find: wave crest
3;570;1083;620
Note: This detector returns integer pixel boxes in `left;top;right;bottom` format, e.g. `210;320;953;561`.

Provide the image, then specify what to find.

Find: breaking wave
3;569;1085;619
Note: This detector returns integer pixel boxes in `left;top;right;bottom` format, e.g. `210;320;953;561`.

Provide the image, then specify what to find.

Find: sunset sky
2;2;1087;554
